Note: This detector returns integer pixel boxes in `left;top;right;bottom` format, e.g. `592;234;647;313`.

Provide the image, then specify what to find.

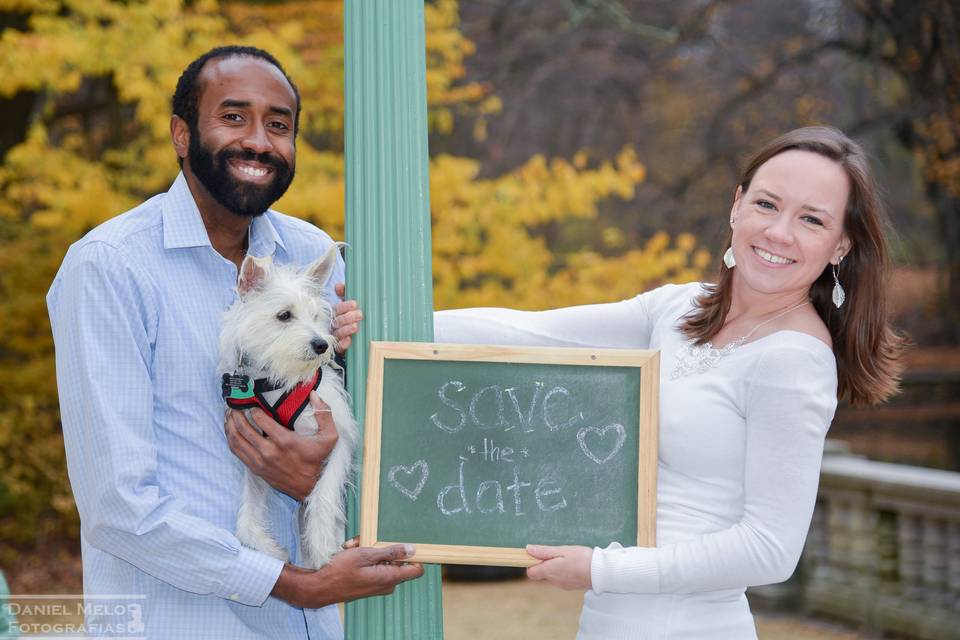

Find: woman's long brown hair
679;126;907;406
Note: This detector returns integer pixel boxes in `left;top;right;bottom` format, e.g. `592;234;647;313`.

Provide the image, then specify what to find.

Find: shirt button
229;593;241;601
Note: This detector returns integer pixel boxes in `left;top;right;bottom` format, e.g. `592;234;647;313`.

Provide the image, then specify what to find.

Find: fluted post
342;1;444;638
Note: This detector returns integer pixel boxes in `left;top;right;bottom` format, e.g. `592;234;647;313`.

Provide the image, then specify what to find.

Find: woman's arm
528;343;837;593
434;295;654;350
591;344;837;593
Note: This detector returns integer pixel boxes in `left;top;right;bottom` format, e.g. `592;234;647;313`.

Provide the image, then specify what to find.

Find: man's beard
187;127;295;218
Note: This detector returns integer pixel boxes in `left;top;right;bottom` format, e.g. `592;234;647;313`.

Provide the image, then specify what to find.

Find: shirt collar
247;208;286;259
162;172;287;257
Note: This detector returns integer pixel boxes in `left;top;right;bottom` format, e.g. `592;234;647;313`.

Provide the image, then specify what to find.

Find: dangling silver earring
831;258;846;308
723;247;736;269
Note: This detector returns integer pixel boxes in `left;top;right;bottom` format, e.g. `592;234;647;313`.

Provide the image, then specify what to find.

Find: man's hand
333;282;363;353
525;544;593;591
225;392;338;501
271;544;425;608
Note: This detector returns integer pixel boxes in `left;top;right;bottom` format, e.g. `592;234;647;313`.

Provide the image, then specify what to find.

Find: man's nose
310;338;329;355
240;123;272;155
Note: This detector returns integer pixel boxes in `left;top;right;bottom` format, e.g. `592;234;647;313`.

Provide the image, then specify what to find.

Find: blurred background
0;1;957;638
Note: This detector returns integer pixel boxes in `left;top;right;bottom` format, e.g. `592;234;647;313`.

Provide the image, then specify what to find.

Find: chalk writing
481;437;513;462
504;382;543;432
543;386;583;431
430;381;583;433
430;381;466;433
577;424;626;465
436;457;567;517
388;460;430;500
470;385;508;430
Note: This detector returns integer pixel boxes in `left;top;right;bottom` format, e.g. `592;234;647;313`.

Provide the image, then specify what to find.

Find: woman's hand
333;282;363;353
525;544;593;591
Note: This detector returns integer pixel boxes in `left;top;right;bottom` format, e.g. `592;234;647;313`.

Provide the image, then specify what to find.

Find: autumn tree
444;0;956;343
0;0;705;557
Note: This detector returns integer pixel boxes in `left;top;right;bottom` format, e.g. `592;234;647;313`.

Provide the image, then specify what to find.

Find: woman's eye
756;200;777;210
802;215;824;227
276;310;293;322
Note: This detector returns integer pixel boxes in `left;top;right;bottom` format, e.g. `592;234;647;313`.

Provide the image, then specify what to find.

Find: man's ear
238;255;272;295
304;242;344;289
171;115;190;162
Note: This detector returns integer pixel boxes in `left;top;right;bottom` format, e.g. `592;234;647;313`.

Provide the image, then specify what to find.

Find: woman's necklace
670;299;811;380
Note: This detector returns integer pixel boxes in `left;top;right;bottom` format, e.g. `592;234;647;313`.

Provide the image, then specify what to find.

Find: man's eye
276;310;293;322
223;113;242;121
269;121;290;130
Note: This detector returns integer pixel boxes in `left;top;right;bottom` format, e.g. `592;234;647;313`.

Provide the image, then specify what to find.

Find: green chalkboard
359;342;659;567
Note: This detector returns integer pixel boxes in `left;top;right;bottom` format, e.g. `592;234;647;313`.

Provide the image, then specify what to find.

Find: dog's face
223;245;340;385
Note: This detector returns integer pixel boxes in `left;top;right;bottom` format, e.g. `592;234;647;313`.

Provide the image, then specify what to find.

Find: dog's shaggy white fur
219;243;358;569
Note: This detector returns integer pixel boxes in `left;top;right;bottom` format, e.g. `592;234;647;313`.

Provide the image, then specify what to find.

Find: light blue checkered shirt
47;173;345;639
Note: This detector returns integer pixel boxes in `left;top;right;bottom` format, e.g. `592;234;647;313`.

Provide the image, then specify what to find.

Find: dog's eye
276;310;293;322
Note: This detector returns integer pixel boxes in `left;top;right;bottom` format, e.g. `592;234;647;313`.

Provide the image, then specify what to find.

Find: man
47;46;421;639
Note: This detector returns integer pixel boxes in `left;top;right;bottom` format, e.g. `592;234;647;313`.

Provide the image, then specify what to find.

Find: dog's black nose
310;338;329;355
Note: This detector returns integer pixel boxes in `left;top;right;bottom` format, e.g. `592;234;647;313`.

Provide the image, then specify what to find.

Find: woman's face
729;149;852;300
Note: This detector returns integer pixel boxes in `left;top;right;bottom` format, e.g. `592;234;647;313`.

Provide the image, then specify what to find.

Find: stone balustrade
800;447;960;639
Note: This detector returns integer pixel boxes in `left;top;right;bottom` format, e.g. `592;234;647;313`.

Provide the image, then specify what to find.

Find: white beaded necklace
670;299;811;380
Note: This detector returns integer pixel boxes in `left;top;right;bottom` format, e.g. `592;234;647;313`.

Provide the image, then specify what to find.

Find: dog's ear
238;255;272;296
304;242;343;289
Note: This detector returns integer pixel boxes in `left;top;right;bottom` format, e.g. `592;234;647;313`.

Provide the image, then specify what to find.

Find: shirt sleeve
434;293;655;349
590;343;837;594
48;242;283;606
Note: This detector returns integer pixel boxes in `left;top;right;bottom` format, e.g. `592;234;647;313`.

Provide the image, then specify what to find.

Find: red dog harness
223;369;322;429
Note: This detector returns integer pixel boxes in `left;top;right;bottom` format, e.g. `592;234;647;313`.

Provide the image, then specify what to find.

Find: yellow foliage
0;0;707;554
431;152;705;310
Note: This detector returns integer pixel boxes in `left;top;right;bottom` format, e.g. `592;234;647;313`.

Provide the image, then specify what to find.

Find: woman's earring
723;247;736;269
831;258;846;308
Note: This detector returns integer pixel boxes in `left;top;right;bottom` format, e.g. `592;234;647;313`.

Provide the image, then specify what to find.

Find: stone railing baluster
791;448;960;640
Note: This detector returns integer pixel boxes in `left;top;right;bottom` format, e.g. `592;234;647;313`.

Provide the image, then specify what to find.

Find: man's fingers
225;412;262;466
309;391;331;412
247;408;288;442
363;544;416;565
335;299;357;315
335;310;363;326
334;322;360;339
386;562;425;583
342;536;360;549
309;392;340;438
231;410;265;447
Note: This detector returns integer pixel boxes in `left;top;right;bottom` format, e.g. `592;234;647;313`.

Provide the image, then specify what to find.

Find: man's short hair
172;45;302;134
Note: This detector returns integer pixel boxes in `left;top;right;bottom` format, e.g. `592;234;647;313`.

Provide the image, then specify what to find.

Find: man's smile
229;158;274;182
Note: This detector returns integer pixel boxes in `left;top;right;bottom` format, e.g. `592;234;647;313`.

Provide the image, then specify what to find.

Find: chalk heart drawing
577;424;626;465
388;460;429;501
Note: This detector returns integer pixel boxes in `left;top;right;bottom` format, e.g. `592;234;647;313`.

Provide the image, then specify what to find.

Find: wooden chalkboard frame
359;341;659;567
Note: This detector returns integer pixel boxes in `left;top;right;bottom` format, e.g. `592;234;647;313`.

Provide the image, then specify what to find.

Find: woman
430;126;906;639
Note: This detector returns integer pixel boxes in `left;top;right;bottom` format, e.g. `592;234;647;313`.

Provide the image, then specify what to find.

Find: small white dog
218;242;358;569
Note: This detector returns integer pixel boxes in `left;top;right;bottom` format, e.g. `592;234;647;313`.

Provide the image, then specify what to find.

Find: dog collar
222;369;322;430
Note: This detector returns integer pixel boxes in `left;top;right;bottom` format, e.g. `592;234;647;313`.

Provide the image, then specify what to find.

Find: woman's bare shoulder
780;307;833;350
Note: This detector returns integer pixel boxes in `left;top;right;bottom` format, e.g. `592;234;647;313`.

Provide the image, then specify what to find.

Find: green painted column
342;1;444;638
0;571;17;638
